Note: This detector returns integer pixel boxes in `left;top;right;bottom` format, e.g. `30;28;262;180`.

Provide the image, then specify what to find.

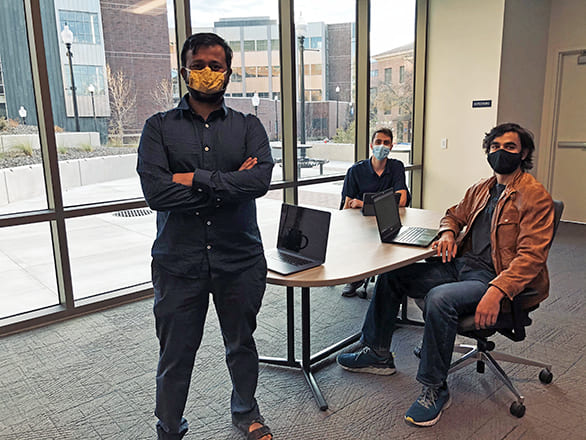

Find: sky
176;0;415;56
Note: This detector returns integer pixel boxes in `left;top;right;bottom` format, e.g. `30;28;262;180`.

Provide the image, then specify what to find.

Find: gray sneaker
337;346;396;375
341;279;365;297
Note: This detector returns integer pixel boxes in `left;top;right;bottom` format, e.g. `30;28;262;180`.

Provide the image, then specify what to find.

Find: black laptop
265;204;331;275
362;188;400;216
373;190;438;247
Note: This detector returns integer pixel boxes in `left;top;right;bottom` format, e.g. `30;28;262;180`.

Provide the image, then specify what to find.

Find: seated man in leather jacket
337;122;554;427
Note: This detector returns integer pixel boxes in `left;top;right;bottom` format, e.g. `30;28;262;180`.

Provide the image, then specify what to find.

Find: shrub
0;116;8;131
11;143;33;156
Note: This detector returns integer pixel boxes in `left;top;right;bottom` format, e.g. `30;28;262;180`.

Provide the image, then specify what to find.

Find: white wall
497;0;551;149
422;0;505;211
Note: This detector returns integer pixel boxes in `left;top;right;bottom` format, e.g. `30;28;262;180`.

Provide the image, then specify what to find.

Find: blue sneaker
337;346;396;375
405;383;451;427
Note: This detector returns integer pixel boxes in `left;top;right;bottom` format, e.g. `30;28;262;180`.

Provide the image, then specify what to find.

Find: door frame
541;48;585;191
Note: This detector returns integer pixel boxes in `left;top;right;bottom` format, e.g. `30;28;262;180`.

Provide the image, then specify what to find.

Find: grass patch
10;143;33;156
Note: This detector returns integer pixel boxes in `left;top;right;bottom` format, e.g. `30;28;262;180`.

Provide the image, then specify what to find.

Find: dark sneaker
341;279;365;297
405;383;451;427
337;346;396;375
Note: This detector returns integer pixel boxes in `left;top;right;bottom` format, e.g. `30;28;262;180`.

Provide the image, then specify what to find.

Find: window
257;66;269;77
243;40;255;51
384;67;392;83
311;64;322;75
256;40;268;51
245;66;256;78
229;40;241;51
231;67;243;82
271;39;279;50
310;37;322;49
400;65;405;83
272;66;280;77
63;65;106;95
371;69;379;78
59;10;102;44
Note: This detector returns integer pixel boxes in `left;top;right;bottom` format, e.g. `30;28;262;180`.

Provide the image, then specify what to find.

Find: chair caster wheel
413;346;421;359
539;368;553;384
510;401;525;418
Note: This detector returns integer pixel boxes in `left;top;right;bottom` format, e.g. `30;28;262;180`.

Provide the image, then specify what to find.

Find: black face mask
487;149;522;174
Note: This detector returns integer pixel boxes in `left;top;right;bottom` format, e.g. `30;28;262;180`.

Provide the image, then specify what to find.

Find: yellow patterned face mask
186;67;227;94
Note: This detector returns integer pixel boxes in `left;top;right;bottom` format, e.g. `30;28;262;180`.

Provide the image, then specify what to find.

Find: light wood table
256;200;443;410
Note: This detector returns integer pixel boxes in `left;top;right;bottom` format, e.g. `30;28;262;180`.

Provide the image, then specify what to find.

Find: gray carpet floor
1;221;584;439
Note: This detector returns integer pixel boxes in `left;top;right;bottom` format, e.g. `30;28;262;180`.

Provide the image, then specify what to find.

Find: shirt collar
367;157;390;176
178;93;229;120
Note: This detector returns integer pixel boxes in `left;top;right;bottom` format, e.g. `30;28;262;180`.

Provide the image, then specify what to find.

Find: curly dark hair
482;122;535;171
180;33;233;69
371;128;393;144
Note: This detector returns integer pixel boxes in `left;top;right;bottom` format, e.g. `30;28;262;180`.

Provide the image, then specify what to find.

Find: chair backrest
551;200;564;242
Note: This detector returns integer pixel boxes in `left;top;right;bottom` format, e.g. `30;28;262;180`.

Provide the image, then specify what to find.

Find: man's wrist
440;230;455;239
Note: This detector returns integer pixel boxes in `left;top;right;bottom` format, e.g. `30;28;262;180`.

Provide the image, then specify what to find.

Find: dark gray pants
152;260;267;439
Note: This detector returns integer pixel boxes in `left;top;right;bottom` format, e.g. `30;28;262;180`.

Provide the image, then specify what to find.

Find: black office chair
416;200;564;418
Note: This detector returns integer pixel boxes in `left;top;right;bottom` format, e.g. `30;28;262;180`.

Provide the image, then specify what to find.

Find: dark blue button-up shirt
341;157;411;207
137;95;274;278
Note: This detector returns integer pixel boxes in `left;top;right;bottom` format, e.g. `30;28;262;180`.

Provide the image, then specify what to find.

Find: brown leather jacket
438;169;554;309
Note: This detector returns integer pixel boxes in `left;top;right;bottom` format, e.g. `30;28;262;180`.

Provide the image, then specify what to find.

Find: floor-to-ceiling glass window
0;0;422;334
294;0;356;209
369;0;416;196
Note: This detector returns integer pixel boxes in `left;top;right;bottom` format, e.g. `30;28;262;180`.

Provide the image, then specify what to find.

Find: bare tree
106;64;136;145
150;78;175;113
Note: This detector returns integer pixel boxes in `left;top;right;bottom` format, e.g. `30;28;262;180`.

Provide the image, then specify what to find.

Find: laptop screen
373;191;402;237
276;204;331;261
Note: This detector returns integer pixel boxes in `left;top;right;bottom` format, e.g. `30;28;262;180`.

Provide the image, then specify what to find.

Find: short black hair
482;122;535;171
371;128;393;144
181;33;233;69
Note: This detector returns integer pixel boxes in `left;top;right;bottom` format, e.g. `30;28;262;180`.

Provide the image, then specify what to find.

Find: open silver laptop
265;204;331;275
373;190;438;247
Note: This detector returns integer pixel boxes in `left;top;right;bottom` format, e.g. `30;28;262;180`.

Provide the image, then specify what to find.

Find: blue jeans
152;260;267;439
361;259;494;387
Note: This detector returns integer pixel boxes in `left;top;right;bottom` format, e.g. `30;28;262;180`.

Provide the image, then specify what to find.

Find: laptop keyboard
396;227;428;242
268;251;309;266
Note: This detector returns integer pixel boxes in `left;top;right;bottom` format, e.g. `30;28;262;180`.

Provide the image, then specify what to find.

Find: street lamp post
61;24;80;132
18;106;27;125
88;84;97;131
298;34;306;145
335;85;340;130
273;95;279;141
251;92;260;117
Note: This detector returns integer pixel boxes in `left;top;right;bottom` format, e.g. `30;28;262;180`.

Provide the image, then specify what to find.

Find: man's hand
432;230;457;263
347;198;363;209
474;286;505;329
172;172;194;186
239;157;258;171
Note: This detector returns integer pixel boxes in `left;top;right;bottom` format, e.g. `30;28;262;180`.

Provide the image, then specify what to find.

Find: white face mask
372;145;390;160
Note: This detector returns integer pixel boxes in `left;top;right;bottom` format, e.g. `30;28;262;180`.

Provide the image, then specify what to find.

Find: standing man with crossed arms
138;33;274;440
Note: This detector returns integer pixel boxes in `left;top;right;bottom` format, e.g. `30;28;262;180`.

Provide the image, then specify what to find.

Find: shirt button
206;245;212;250
197;188;203;192
204;146;210;152
206;220;212;226
195;211;200;216
205;123;209;128
216;197;221;202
